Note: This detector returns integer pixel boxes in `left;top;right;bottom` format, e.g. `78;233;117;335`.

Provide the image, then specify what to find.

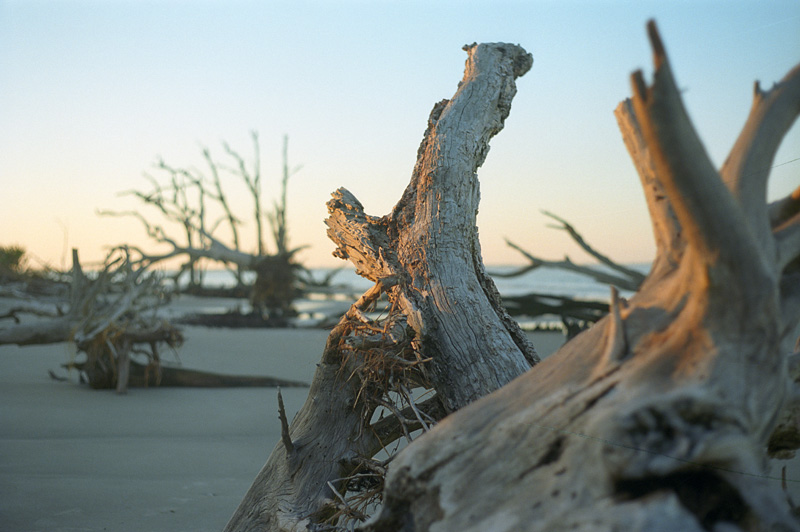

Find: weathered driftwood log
0;316;73;346
65;359;307;389
1;249;304;392
225;42;536;531
364;22;800;531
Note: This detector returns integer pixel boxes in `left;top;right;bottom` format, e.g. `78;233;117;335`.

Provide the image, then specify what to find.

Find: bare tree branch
542;210;646;284
498;237;642;291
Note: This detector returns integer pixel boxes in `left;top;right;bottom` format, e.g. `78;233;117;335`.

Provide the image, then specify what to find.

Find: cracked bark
224;42;536;532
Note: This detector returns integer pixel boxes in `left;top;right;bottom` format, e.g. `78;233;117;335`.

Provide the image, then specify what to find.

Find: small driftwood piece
497;212;645;292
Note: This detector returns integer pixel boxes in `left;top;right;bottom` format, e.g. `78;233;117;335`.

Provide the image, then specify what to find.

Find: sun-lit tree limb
720;64;800;257
614;98;684;273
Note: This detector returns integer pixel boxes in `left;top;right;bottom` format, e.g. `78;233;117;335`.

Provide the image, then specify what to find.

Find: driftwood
227;22;800;532
362;23;800;531
502;291;609;338
493;213;646;337
497;211;646;292
0;248;184;392
0;249;304;392
225;41;536;531
65;359;306;389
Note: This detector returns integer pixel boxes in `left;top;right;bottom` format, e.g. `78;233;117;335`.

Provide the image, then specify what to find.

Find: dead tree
101;133;303;320
0;248;183;393
225;23;800;532
225;41;536;531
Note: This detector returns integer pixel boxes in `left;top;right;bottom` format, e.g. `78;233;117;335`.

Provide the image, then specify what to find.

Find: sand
1;296;796;531
0;324;331;532
0;295;564;532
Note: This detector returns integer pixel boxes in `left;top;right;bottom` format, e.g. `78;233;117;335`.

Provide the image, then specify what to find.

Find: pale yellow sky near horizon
2;2;799;271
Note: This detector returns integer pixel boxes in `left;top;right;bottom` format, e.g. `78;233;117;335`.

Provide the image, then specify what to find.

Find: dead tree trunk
225;42;536;531
326;42;539;410
365;22;800;531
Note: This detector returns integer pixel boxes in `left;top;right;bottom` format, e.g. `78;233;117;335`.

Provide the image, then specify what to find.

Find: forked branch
630;21;773;293
720;63;800;252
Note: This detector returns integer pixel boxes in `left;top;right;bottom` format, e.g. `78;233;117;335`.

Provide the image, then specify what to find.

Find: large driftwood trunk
227;23;800;532
225;42;536;532
325;43;539;411
365;23;800;531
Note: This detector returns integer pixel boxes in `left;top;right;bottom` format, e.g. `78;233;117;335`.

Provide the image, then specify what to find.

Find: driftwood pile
0;248;306;392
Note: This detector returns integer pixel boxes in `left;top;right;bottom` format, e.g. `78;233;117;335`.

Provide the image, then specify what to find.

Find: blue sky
1;1;798;269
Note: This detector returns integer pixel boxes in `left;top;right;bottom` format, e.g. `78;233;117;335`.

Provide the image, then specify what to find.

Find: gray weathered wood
365;21;800;532
327;43;538;412
227;24;800;531
224;42;536;532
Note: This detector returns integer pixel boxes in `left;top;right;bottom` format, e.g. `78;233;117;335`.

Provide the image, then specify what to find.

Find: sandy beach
1;295;796;531
0;294;564;532
0;320;330;532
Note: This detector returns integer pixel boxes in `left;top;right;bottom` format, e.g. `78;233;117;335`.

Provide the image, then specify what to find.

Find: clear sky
1;1;798;270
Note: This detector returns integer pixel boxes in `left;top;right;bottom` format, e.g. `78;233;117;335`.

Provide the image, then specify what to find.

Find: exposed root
320;287;439;528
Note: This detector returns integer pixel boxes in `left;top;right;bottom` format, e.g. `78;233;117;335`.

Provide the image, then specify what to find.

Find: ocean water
307;264;652;298
174;263;652;326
